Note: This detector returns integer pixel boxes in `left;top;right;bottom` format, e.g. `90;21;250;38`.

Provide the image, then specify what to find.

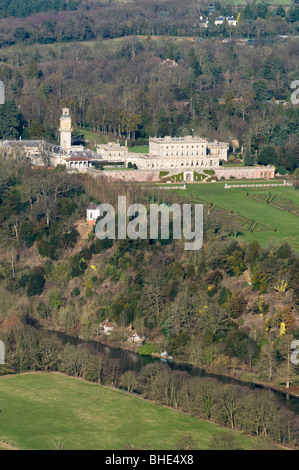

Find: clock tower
59;108;72;153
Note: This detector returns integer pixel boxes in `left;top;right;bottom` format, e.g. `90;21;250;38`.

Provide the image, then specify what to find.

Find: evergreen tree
244;146;254;166
276;6;286;17
258;146;277;166
0;101;22;139
29;119;45;139
187;47;202;79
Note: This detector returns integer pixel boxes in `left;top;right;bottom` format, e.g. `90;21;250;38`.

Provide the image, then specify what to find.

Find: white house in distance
100;319;116;335
86;202;101;226
127;324;145;344
161;58;178;67
215;16;237;26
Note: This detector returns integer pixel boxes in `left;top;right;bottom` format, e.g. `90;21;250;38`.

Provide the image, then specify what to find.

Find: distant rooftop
2;140;43;147
69;150;102;160
150;135;208;143
87;202;98;210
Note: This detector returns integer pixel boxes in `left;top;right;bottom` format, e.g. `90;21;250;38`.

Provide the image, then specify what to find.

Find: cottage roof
87;202;98;210
127;330;140;338
100;319;116;328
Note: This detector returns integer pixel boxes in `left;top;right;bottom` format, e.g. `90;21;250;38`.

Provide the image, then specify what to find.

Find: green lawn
74;128;108;146
175;183;299;250
128;146;149;154
0;373;258;450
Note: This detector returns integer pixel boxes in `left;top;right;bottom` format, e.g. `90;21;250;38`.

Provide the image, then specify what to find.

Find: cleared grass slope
0;372;257;450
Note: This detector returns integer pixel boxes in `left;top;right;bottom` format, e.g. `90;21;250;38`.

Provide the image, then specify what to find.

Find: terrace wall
215;166;276;180
87;168;161;182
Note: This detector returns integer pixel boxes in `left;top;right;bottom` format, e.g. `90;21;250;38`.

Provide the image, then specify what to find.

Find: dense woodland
0;0;299;40
0;0;298;173
0;0;299;450
0;160;299;446
0;161;298;378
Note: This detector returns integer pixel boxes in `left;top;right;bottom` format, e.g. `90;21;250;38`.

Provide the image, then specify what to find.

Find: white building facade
96;142;128;162
86;202;101;226
96;136;229;170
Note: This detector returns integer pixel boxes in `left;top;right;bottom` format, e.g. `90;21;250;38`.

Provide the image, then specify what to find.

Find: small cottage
127;324;144;343
100;319;116;335
86;202;101;226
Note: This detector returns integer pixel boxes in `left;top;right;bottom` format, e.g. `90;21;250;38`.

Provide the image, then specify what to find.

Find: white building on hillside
86;202;101;226
97;135;229;170
96;142;128;162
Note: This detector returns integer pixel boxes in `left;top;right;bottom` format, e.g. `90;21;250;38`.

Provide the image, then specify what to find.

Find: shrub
227;292;246;318
139;342;159;356
91;238;113;254
218;287;232;306
37;240;50;258
85;288;92;297
79;247;92;261
37;302;51;319
49;291;61;310
70;287;80;297
70;257;87;277
19;220;35;247
37;241;59;260
27;272;46;297
61;229;79;248
43;260;53;274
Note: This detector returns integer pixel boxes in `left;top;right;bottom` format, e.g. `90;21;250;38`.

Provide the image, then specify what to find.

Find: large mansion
97;136;229;170
0;108;275;179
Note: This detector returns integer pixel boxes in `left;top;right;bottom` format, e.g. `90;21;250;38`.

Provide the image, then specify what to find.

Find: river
52;330;299;415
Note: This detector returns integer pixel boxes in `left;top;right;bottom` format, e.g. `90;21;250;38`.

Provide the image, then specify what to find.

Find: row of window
161;151;206;156
160;144;206;149
146;160;216;168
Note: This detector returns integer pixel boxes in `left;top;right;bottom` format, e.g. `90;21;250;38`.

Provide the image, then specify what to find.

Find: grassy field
174;183;299;250
0;373;258;450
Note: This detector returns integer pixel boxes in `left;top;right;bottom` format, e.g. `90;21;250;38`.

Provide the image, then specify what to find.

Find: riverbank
45;326;299;403
166;354;299;400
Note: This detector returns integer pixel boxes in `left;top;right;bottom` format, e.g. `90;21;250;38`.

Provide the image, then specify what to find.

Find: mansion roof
65;156;90;162
150;135;208;143
69;150;101;160
64;150;103;162
1;140;63;155
2;140;43;147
